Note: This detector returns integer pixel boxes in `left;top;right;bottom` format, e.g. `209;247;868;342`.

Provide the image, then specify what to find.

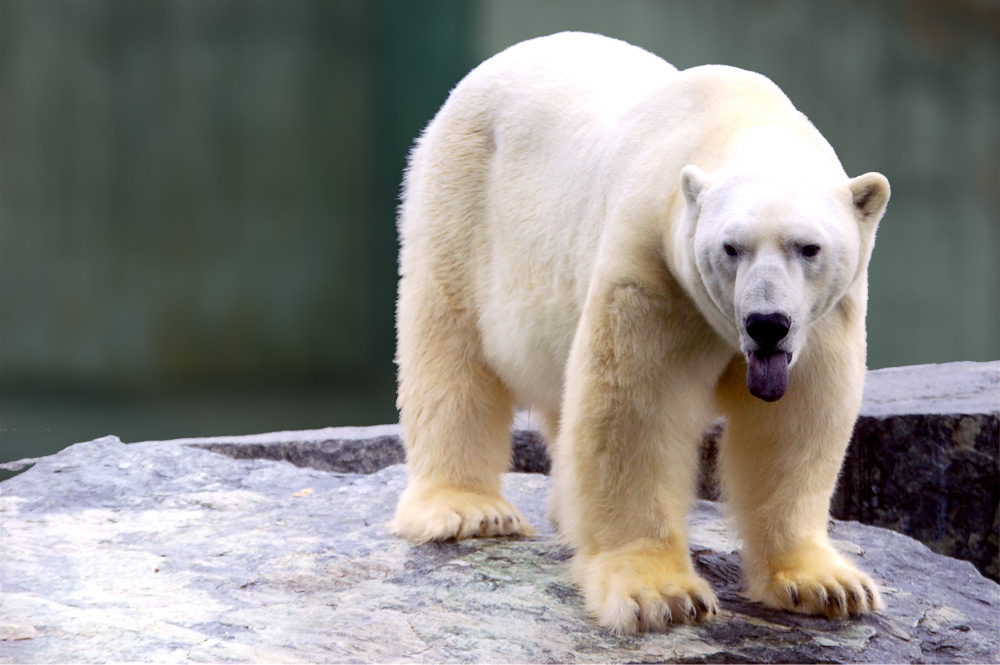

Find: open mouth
746;350;792;402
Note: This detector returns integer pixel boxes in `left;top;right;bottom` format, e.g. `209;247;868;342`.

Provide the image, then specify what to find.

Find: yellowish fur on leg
572;539;719;635
748;541;883;618
390;483;534;543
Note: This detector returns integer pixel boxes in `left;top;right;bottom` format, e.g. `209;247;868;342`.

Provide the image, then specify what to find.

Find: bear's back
402;34;677;311
464;32;678;121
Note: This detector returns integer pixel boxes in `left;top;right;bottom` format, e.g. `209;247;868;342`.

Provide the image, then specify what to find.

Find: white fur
389;32;890;633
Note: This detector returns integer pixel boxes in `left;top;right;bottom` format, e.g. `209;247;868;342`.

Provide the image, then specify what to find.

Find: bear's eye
723;244;738;258
801;244;821;258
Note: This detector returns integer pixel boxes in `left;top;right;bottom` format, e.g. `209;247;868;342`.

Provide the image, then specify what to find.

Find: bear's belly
478;292;581;414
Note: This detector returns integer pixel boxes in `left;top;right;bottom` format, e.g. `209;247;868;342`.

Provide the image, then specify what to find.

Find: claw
788;585;800;607
826;588;848;618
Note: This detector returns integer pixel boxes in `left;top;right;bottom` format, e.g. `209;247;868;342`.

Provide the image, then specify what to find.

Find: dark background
2;0;998;463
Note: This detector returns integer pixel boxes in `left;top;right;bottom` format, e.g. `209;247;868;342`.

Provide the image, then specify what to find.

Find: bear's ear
680;165;710;208
849;172;890;223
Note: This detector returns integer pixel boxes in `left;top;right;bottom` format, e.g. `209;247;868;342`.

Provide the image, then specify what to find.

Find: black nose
745;312;790;347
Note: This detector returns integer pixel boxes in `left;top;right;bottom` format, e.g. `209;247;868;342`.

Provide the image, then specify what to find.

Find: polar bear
389;32;889;634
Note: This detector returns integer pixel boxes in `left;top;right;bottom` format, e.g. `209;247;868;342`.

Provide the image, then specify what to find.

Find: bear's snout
745;312;791;349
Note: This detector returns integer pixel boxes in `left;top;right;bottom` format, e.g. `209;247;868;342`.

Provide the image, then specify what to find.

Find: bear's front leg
553;282;731;634
716;319;883;618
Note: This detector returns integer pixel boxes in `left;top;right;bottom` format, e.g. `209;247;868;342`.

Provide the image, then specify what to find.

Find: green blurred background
2;0;998;463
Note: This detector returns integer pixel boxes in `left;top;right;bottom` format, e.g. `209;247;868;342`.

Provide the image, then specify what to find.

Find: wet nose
745;312;790;348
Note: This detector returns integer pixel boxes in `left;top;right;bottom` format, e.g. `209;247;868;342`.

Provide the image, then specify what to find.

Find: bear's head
678;160;889;402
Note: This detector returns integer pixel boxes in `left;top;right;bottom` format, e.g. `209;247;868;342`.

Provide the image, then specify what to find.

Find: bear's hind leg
390;273;533;543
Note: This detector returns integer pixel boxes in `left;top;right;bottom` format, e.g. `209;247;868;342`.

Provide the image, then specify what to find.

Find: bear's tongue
747;351;790;402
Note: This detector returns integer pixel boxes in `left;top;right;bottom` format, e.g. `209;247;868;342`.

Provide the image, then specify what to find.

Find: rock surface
2;435;999;663
169;361;1000;581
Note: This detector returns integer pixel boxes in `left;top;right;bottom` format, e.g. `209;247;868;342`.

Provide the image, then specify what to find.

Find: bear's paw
572;540;719;634
750;547;883;619
389;485;534;543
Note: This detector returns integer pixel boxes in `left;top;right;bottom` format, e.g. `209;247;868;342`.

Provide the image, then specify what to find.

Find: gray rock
834;362;1000;582
857;361;999;418
190;424;407;474
2;435;999;663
